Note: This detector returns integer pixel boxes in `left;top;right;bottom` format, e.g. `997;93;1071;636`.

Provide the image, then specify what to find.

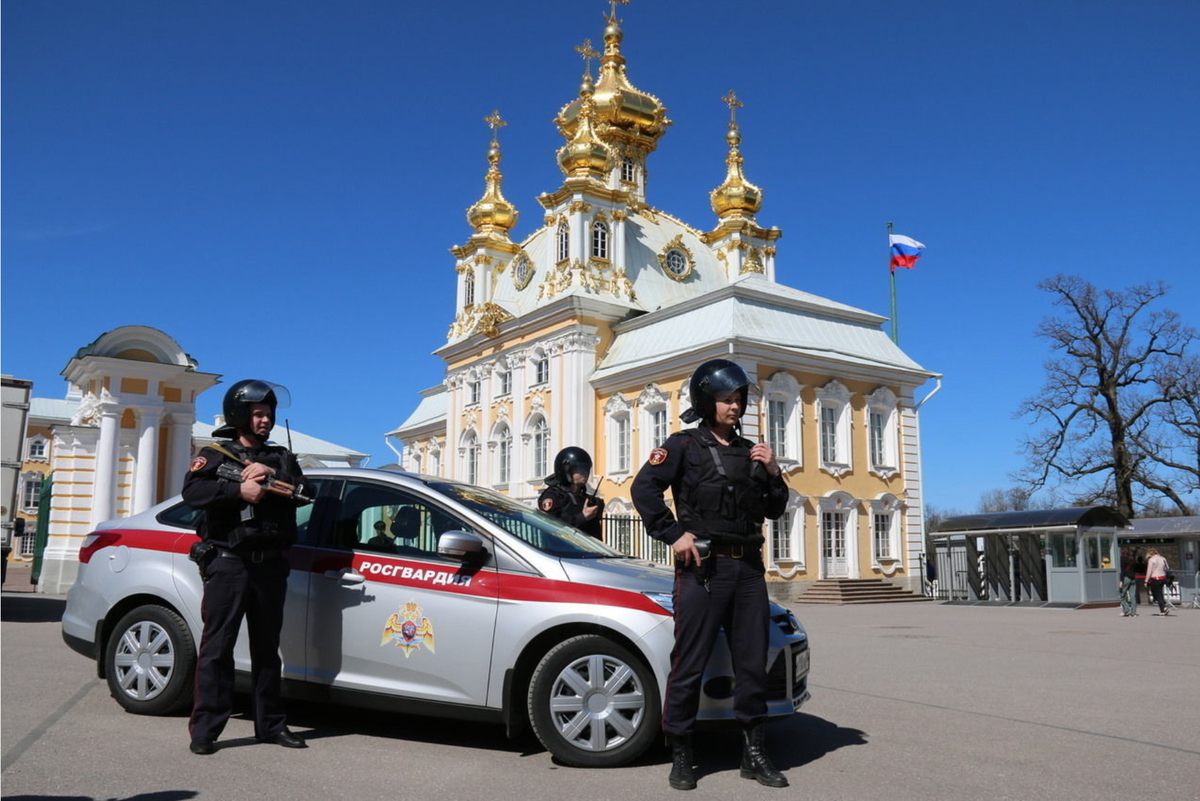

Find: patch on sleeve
541;497;555;512
648;448;668;466
189;456;208;472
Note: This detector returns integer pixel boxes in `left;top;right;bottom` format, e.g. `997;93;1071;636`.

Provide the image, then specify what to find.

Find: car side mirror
437;530;488;563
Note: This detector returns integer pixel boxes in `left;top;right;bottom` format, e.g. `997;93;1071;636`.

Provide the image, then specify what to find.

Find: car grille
766;642;809;700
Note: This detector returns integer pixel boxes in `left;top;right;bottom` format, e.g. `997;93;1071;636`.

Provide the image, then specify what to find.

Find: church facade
390;10;939;590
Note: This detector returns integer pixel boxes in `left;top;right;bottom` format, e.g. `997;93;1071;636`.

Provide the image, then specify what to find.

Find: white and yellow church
389;9;941;591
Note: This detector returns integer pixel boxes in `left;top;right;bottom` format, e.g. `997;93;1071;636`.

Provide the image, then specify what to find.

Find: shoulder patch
541;497;555;511
189;456;208;472
648;448;668;466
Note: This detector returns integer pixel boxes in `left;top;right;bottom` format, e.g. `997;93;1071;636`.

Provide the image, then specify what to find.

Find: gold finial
605;0;629;25
721;90;744;127
575;38;600;81
484;109;507;145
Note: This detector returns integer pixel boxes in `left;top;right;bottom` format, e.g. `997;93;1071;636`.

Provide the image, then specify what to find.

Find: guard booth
931;507;1129;608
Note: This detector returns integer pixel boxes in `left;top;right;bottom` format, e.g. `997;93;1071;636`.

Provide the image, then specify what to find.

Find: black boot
667;733;697;791
740;723;788;788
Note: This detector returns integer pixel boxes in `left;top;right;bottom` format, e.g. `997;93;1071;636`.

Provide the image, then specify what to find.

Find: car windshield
425;480;624;559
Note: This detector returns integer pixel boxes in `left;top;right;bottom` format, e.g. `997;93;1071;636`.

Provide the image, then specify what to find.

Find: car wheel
104;605;196;716
527;634;661;768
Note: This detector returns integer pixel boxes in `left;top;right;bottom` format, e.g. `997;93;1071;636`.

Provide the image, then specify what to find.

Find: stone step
795;578;932;605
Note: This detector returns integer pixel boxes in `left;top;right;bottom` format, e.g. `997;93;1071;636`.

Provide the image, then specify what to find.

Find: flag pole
888;221;898;344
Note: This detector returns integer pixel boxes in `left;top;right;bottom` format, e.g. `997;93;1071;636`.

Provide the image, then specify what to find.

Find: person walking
1144;548;1171;616
1118;548;1139;617
631;358;790;791
183;379;312;755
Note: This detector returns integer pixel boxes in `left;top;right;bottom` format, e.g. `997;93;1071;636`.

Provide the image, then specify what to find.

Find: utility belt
687;518;762;538
214;546;281;563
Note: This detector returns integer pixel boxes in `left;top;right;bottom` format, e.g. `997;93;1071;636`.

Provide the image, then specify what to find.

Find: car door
305;478;500;706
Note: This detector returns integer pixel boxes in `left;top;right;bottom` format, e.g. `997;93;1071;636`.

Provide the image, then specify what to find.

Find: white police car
62;468;810;767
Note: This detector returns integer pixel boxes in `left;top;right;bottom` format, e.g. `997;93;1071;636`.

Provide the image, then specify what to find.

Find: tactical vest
674;428;768;544
208;441;297;550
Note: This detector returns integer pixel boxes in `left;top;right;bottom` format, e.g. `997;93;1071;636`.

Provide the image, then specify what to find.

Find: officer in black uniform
183;379;311;755
538;447;604;539
630;359;790;791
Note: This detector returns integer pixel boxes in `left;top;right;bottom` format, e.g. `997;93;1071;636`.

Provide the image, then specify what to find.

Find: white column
133;408;161;513
91;405;121;528
165;413;194;497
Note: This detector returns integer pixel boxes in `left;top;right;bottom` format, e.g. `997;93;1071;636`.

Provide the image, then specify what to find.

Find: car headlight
643;592;674;615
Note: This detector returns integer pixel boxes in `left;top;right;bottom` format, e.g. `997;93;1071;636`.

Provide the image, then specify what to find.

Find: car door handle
324;568;365;585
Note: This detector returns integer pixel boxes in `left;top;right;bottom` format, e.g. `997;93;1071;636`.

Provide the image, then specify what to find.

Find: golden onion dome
557;78;615;179
710;96;763;219
467;115;519;237
554;18;671;151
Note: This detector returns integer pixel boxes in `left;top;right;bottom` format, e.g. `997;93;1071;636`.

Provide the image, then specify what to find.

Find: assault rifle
207;442;314;503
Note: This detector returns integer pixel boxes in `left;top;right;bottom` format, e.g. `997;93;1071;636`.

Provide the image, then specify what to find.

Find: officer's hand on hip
750;443;782;477
240;480;266;504
673;532;702;567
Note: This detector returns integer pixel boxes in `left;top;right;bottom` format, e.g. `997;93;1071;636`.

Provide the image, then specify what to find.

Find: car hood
557;556;675;595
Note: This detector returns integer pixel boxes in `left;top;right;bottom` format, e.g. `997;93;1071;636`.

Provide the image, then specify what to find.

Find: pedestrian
1118;548;1139;617
538;447;604;539
183;379;312;755
630;358;790;791
1144;548;1172;616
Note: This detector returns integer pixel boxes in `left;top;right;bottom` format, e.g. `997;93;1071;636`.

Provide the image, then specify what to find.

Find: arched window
461;431;480;485
531;417;549;479
557;221;570;263
531;350;549;385
621;156;636;183
763;371;803;464
591;219;609;261
493;423;513;485
463;268;475;307
815;380;852;477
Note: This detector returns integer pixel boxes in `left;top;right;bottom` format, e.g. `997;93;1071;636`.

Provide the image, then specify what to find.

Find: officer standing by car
631;359;790;791
538;447;604;539
183;379;312;755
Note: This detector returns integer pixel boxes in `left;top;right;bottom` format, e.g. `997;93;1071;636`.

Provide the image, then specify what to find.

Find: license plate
793;648;809;678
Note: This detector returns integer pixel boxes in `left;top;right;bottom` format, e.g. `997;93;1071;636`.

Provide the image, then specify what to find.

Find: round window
665;249;688;276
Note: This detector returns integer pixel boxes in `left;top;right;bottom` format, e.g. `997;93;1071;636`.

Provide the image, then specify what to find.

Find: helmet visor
239;381;291;409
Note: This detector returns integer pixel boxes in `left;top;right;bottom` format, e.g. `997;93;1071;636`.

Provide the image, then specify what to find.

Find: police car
62;468;810;767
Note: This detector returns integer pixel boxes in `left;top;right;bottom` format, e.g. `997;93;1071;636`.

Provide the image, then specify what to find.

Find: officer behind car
538;447;605;539
630;359;790;791
182;379;312;755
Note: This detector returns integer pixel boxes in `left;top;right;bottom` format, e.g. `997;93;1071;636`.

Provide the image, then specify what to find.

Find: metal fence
600;515;672;566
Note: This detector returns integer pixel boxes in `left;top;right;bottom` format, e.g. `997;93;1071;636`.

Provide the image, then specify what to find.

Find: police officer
630;359;789;791
538;447;604;539
183;380;312;755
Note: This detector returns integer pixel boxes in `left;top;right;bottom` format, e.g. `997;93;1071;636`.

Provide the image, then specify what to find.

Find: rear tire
104;605;196;715
528;634;660;768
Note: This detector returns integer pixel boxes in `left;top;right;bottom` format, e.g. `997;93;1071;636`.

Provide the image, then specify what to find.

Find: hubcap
548;654;646;752
112;620;175;701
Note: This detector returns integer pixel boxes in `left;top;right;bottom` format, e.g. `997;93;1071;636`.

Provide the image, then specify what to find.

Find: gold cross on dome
605;0;629;25
484;109;507;144
575;38;600;80
722;90;744;125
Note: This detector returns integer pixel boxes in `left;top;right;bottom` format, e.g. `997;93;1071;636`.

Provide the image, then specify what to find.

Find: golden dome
554;17;671;152
710;93;762;219
557;78;616;179
467;112;519;238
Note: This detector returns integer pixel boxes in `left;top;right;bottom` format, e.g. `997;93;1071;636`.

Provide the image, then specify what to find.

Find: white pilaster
165;413;195;497
90;404;121;528
133;408;161;513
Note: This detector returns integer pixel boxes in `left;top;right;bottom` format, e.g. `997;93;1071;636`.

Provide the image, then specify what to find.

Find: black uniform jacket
630;425;788;548
538;480;605;539
182;439;311;551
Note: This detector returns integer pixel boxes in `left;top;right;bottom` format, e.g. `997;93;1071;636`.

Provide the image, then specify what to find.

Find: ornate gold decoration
536;257;635;302
473;254;495;266
740;247;765;274
448;301;514;340
512;252;535;290
557;73;615;180
710;90;763;221
466;109;519;239
575;38;600;81
544;214;556;226
657;234;696;281
764;246;776;257
611;209;629;221
567;201;594;214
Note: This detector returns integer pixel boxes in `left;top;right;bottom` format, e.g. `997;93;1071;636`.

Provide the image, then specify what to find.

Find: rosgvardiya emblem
381;601;435;658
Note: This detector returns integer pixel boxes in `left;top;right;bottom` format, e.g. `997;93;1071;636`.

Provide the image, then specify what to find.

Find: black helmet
212;379;290;439
681;359;750;424
551;446;593;486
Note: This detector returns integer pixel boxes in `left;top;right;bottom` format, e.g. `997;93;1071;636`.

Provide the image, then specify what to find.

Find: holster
188;540;217;583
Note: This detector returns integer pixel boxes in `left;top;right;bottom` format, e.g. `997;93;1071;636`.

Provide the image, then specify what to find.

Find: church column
91;403;122;528
133;408;161;514
164;412;195;497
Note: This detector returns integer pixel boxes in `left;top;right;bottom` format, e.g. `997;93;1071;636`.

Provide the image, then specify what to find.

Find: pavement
1;563;37;594
2;591;1197;801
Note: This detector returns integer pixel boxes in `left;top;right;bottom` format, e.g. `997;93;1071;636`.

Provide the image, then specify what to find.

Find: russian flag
889;234;925;272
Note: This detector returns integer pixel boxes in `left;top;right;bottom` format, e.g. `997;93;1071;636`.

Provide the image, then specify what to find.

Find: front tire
104;605;196;715
527;634;661;768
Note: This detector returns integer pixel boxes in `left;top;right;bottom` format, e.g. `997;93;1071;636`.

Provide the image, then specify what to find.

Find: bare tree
1017;275;1195;518
978;487;1032;513
1145;353;1200;501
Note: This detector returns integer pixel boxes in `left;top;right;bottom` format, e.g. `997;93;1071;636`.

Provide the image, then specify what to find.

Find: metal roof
1124;516;1200;536
932;506;1132;536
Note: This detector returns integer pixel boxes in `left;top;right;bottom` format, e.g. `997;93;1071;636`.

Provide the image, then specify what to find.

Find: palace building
389;9;940;591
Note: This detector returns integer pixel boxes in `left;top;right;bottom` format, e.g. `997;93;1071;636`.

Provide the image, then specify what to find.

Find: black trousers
1148;577;1168;613
189;553;289;743
663;555;769;736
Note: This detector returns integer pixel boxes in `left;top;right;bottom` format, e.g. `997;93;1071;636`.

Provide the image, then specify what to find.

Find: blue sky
4;0;1198;514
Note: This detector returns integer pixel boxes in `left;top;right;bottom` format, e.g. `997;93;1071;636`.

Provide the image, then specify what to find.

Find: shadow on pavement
5;793;197;801
694;712;867;777
1;595;66;623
